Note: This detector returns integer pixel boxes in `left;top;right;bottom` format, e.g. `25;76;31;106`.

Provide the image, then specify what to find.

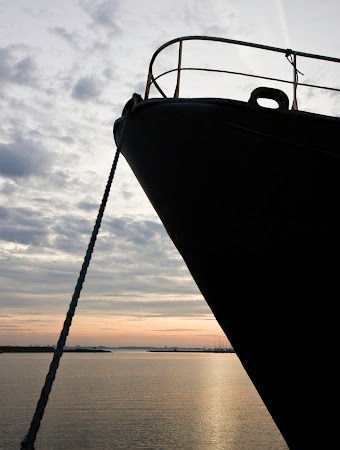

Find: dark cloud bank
0;134;50;179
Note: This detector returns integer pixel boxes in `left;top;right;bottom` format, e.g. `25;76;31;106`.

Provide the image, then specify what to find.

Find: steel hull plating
114;98;340;449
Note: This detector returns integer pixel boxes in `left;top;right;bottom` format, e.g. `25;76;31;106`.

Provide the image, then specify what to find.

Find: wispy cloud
80;0;121;33
80;299;211;318
0;47;37;88
48;26;80;48
72;76;101;101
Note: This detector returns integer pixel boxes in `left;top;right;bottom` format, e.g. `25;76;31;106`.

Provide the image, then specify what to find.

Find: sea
0;351;288;449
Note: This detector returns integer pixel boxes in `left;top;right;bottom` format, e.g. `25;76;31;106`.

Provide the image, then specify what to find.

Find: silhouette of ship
114;37;340;449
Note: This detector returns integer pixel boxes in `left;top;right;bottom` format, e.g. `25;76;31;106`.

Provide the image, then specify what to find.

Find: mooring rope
20;111;130;450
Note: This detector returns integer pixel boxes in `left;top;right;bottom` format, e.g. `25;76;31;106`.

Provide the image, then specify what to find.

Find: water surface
0;351;288;449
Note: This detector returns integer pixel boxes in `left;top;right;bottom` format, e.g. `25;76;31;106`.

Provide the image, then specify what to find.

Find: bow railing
144;36;340;110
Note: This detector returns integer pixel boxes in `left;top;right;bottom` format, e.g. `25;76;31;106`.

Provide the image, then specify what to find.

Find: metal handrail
144;36;340;110
152;67;340;93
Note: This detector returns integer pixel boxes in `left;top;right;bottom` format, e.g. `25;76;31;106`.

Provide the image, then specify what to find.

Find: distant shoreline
0;346;110;353
0;346;235;354
149;349;235;353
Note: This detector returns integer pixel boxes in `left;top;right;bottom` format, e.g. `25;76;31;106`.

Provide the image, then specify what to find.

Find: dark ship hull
114;97;340;449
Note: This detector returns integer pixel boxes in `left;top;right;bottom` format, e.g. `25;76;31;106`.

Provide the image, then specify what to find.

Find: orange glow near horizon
0;312;230;348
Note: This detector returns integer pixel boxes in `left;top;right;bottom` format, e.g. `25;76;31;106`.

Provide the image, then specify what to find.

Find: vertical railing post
144;71;152;100
292;54;298;110
174;40;183;98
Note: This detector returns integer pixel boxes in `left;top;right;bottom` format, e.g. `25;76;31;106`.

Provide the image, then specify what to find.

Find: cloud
0;134;50;179
80;0;120;32
149;328;201;332
0;206;50;246
55;135;74;145
51;214;93;252
0;210;199;313
0;205;9;219
0;47;37;88
104;217;165;246
72;76;100;101
80;299;211;318
0;181;17;195
77;201;99;211
0;227;47;246
48;26;79;48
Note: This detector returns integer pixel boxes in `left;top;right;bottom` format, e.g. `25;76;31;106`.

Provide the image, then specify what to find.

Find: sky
0;0;339;347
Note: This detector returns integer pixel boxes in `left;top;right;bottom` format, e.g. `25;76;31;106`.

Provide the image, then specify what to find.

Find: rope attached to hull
20;112;130;450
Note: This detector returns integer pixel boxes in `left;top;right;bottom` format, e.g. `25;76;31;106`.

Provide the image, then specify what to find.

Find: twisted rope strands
21;112;129;450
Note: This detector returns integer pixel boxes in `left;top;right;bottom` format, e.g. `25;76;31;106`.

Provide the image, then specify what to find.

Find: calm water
0;352;288;449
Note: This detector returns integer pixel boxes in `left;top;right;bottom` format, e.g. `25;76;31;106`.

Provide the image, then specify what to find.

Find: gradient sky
0;0;339;347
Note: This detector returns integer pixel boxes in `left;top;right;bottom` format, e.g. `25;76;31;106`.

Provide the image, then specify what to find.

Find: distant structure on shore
148;346;234;353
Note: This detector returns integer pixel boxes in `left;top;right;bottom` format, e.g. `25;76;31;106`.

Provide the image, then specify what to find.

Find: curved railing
144;36;340;110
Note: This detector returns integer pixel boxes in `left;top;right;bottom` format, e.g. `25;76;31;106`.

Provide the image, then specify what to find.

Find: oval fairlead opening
248;87;289;111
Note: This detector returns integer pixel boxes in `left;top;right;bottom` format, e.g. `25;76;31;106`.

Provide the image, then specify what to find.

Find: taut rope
20;111;130;450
